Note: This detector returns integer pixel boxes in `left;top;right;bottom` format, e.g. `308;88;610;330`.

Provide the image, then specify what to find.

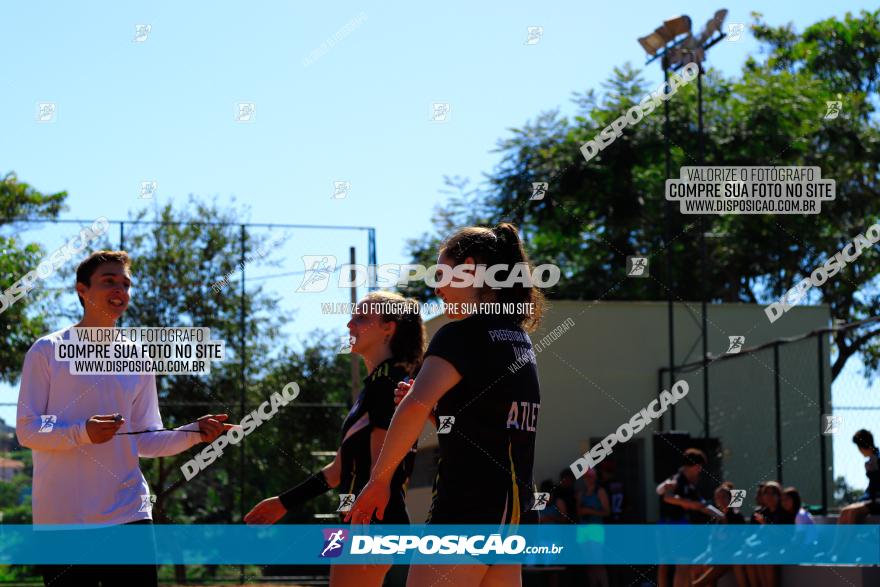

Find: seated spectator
578;467;610;524
578;469;610;587
692;483;749;587
782;486;813;525
714;484;746;524
749;482;767;524
839;429;880;524
752;481;785;587
753;481;787;525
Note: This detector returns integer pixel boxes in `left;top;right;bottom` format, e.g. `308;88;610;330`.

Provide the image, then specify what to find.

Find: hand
394;379;413;406
86;414;125;444
244;497;287;525
344;479;391;524
197;414;234;443
753;511;766;524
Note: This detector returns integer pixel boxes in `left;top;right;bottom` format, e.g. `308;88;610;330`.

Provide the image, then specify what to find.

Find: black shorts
427;495;539;525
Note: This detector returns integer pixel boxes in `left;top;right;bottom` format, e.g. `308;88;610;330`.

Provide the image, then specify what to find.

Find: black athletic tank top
424;315;541;525
338;359;416;523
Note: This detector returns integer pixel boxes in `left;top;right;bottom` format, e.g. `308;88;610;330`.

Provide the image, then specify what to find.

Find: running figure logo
531;492;550;511
38;415;57;433
337;494;355;512
822;414;842;435
530;182;548;201
726;336;745;354
297;255;336;292
727;23;745;42
139;494;157;513
36;102;56;123
338;335;356;354
235;102;256;123
524;26;544;45
728;489;746;508
332;181;351;199
133;24;152;43
319;528;348;558
430;103;451;122
627;256;649;278
140;180;158;200
824;101;842;120
436;416;455;434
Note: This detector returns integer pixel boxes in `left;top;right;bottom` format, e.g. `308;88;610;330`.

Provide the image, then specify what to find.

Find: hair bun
494;223;520;248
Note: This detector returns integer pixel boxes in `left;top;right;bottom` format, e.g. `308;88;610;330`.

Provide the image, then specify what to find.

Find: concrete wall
406;300;832;522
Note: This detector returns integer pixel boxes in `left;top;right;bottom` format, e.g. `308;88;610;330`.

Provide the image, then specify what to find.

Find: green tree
0;172;67;383
404;11;880;381
93;197;289;525
65;198;354;582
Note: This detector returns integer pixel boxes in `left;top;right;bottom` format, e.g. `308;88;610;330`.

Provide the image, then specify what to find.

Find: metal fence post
774;342;783;483
238;224;246;585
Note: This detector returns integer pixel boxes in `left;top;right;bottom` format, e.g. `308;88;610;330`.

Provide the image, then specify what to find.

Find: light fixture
638;15;693;60
663;15;693;38
639;9;727;67
698;9;728;43
638;30;668;55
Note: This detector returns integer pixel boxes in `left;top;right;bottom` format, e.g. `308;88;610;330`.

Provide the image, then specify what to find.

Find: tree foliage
0;173;67;383
404;10;880;380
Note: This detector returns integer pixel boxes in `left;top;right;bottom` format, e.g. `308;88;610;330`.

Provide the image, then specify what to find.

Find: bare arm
658;477;704;511
371;356;460;484
663;493;705;511
320;449;342;489
395;379;438;428
370;428;386;475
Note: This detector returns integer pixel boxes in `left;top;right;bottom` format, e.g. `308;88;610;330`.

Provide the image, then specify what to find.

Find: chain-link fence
0;216;380;583
659;317;880;514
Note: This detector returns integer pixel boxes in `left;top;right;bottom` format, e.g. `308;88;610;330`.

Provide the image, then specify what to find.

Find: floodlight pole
350;246;361;401
698;64;710;439
642;12;727;434
662;49;676;430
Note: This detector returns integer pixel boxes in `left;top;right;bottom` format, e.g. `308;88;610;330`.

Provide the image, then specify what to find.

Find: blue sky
1;0;876;489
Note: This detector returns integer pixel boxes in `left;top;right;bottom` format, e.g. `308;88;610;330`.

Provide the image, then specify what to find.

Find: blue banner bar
0;524;877;565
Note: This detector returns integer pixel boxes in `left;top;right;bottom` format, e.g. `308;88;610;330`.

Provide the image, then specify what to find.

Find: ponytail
440;223;545;332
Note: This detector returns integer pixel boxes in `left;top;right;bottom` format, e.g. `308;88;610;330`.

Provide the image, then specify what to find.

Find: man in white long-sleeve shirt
16;250;233;586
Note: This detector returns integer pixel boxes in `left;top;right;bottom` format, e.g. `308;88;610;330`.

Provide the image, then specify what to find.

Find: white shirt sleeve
16;344;92;451
129;374;203;458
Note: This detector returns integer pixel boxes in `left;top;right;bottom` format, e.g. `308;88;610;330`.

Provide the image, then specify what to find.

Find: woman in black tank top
347;223;546;587
245;291;425;587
